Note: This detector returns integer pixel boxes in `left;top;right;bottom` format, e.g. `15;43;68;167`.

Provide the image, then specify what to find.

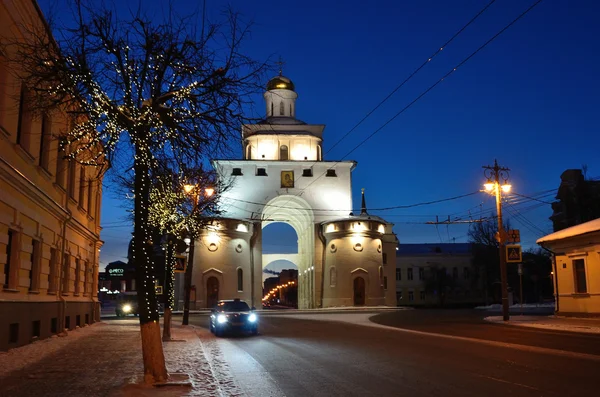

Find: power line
273;0;544;212
325;0;498;155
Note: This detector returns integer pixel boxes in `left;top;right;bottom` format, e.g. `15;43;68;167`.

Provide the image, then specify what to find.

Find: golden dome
266;75;295;91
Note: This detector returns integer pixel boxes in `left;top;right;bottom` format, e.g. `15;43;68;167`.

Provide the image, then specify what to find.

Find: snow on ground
484;316;600;334
475;303;555;310
0;323;102;376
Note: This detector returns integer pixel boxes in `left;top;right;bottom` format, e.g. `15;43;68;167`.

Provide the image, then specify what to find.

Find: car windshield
218;301;250;312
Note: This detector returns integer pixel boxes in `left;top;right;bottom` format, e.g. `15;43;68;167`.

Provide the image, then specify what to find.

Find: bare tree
3;1;270;383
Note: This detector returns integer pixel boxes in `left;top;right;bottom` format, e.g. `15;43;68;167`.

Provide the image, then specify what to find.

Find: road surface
189;310;600;396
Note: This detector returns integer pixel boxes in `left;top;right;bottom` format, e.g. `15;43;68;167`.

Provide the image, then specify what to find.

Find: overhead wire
267;0;544;215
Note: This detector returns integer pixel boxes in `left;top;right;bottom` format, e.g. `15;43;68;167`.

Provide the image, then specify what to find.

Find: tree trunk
182;239;195;325
134;137;168;383
163;240;174;341
162;308;172;341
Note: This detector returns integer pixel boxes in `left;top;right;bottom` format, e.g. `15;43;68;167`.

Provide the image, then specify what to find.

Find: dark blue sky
39;0;600;269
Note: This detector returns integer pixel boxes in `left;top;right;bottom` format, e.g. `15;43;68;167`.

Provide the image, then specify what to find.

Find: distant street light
482;159;511;322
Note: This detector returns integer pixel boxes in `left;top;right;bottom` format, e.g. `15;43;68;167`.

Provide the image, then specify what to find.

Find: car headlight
122;304;132;313
217;314;228;324
248;313;257;323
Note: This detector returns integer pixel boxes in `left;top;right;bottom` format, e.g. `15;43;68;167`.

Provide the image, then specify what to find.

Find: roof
537;217;600;244
396;243;473;256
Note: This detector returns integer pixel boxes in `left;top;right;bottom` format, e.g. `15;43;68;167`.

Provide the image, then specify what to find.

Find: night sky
39;0;600;275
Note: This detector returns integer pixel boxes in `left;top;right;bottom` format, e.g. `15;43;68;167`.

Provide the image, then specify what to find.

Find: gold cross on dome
277;57;285;76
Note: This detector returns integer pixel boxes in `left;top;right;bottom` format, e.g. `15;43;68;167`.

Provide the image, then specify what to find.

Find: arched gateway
189;72;398;309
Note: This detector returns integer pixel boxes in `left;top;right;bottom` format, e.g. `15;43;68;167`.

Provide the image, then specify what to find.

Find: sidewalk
484;315;600;334
0;320;253;396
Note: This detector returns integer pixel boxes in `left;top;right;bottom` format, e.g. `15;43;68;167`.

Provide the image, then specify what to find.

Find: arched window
279;145;289;160
270;102;274;117
237;268;243;292
317;145;322;161
379;266;384;286
279;101;284;116
330;267;336;287
289;103;292;117
246;144;252;159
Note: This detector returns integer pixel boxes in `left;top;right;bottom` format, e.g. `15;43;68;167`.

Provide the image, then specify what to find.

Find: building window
56;147;67;189
79;166;87;209
68;160;77;200
237;268;243;292
84;261;89;295
279;145;289;160
39;114;51;171
279;101;284;116
29;239;41;291
232;168;242;176
453;267;458;280
9;323;19;344
246;144;252;159
463;267;470;280
418;267;424;280
4;230;18;289
256;168;267;176
408;291;414;302
48;248;58;292
32;320;41;338
302;169;313;177
407;268;413;281
573;259;587;293
326;169;337;177
270;102;274;117
74;258;81;295
62;254;70;294
395;268;401;281
317;145;322;161
420;291;426;301
87;179;94;216
383;276;388;290
0;56;7;126
378;266;383;285
382;253;387;264
330;267;337;287
396;291;402;303
16;83;32;150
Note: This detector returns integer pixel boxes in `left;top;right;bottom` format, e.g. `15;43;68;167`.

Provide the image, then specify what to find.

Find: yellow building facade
0;0;103;350
537;218;600;316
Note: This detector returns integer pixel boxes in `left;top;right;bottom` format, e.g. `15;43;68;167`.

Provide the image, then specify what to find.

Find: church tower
190;72;397;310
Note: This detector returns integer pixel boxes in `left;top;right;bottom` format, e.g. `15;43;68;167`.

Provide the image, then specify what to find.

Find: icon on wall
281;170;294;188
174;255;186;273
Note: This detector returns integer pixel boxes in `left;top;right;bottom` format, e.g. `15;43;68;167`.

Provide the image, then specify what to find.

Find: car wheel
215;327;223;337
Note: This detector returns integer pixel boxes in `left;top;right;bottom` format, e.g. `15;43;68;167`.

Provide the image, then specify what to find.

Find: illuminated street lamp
482;159;511;322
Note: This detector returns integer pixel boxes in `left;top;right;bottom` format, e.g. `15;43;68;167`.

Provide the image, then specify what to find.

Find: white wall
215;160;355;224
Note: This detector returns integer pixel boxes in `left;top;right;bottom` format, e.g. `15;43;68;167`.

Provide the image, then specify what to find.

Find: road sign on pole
507;229;520;243
506;245;522;263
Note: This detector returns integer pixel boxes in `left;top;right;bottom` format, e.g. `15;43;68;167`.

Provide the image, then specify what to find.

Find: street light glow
501;184;512;193
183;184;195;193
205;187;215;197
484;180;494;191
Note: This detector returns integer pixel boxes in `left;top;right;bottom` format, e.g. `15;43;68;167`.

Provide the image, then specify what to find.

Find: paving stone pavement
0;321;143;397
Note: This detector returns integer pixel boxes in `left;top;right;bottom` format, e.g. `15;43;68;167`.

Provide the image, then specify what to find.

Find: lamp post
482;159;511;322
182;184;214;326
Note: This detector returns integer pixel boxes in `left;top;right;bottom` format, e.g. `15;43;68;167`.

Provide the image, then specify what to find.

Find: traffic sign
506;245;522;263
507;229;520;243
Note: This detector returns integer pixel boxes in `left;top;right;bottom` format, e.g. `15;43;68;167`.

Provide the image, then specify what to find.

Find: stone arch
261;195;315;309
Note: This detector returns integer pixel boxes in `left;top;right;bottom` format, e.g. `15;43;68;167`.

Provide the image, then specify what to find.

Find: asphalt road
190;310;600;397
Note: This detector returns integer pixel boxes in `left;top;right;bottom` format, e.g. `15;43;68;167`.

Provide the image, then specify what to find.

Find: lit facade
0;0;102;350
190;74;397;309
537;218;600;316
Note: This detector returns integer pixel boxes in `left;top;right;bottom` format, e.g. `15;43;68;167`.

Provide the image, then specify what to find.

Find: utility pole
483;159;511;322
